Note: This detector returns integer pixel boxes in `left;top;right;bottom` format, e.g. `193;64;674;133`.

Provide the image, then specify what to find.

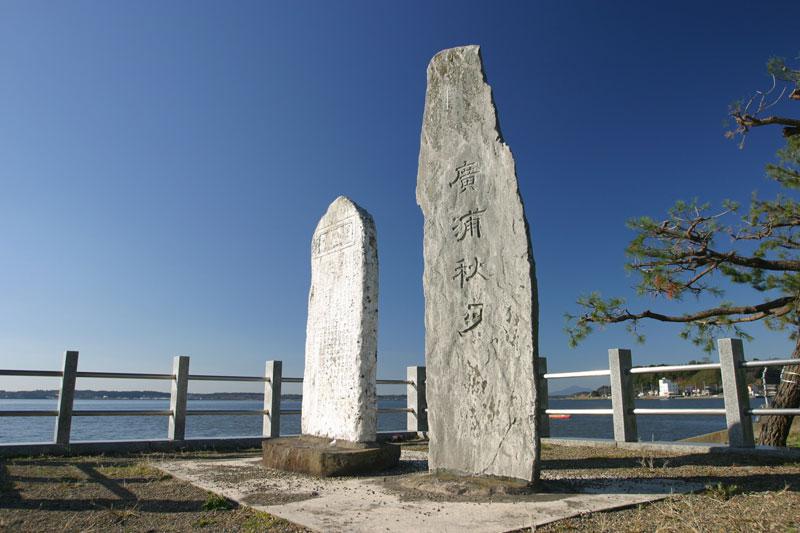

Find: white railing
2;337;796;452
0;353;428;451
540;338;799;448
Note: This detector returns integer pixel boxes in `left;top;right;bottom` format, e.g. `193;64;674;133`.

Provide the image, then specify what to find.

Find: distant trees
626;360;771;396
566;56;800;446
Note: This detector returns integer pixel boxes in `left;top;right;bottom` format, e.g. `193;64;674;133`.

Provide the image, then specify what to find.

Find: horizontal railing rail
629;362;721;374
186;409;269;416
545;408;613;415
0;410;60;417
632;408;726;416
0;369;63;377
749;408;800;416
77;371;174;380
73;410;173;417
188;374;268;382
543;369;611;379
741;359;798;368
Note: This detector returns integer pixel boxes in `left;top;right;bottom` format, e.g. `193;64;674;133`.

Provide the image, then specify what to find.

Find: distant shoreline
556;394;725;400
0;390;407;401
3;391;735;401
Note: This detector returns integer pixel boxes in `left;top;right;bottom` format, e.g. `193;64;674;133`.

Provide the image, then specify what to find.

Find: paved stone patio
156;449;702;532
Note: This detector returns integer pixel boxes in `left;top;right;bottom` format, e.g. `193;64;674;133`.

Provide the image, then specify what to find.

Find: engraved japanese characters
416;46;541;483
301;196;379;443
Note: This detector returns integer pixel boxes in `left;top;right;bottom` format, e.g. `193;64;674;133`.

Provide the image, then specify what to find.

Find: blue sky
1;1;799;394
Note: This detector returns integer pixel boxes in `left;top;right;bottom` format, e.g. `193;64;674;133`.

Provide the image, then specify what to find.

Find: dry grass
533;444;800;532
536;489;800;532
0;453;308;532
1;445;799;532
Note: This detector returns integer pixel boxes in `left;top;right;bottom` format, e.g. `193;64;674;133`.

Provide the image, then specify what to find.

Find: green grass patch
242;511;291;532
97;463;170;481
202;492;234;511
193;516;216;528
705;481;741;501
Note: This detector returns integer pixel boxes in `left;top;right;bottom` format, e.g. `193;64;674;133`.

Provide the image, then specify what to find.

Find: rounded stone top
428;45;482;72
313;196;374;238
326;195;370;218
330;195;357;210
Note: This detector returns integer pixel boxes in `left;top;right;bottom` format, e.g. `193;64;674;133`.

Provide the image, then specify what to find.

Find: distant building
659;378;678;397
748;384;764;398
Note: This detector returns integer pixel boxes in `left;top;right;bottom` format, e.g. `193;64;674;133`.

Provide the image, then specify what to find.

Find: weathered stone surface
262;436;400;477
415;45;540;482
301;196;378;443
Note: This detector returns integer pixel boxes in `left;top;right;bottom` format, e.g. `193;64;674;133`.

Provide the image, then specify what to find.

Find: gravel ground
1;443;799;532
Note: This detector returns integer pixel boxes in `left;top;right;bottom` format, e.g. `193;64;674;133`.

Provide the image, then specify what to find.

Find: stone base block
391;471;536;499
262;436;400;477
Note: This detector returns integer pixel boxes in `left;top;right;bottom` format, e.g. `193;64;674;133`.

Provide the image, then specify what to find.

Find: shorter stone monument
262;196;400;476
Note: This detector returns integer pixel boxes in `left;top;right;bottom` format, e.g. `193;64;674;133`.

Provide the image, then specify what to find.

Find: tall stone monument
301;195;378;442
262;196;399;476
416;46;541;483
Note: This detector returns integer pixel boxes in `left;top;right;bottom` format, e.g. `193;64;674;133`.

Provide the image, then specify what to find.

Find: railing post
54;350;79;445
407;366;427;433
538;357;550;438
264;360;282;438
718;338;755;448
168;356;189;441
609;348;637;442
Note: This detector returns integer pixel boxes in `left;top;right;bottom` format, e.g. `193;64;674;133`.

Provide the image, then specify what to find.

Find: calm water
548;397;769;442
0;398;408;443
0;397;770;444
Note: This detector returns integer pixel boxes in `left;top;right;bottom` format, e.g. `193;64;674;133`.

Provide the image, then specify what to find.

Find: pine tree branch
638;221;800;271
733;113;800;134
583;295;795;326
635;248;800;272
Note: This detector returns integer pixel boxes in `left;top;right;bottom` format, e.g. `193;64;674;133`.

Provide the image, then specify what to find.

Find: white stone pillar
538;357;550;438
264;360;282;438
609;348;637;442
54;350;78;445
407;366;427;433
168;355;189;441
718;338;755;448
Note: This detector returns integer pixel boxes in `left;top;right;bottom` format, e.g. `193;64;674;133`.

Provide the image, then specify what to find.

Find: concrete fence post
264;360;282;438
407;366;427;433
609;348;638;442
54;350;79;445
718;338;755;448
538;357;550;438
168;355;189;441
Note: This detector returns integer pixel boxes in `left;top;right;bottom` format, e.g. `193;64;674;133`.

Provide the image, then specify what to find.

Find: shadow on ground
0;458;214;513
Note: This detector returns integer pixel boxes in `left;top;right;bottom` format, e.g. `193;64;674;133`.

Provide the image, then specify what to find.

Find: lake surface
0;397;771;444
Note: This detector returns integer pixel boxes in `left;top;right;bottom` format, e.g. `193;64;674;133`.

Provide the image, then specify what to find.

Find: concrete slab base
156;450;702;533
262;436;400;477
